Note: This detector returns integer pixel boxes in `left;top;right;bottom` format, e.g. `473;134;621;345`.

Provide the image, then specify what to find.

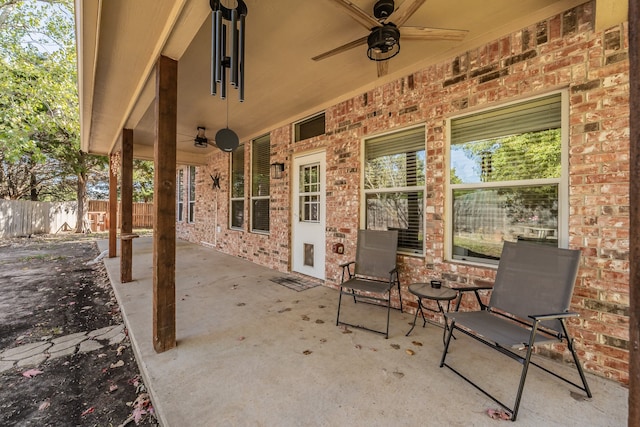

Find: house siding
177;1;630;384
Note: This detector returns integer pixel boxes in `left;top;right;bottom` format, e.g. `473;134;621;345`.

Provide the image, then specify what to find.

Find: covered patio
99;237;627;426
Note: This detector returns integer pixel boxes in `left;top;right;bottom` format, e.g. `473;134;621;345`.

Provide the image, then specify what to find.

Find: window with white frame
294;112;325;142
177;168;184;222
449;92;565;264
188;165;196;223
230;144;245;229
364;126;425;255
251;134;270;233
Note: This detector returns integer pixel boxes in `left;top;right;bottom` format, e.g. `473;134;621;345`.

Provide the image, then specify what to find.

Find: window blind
366;126;425;160
252;134;270;196
451;93;561;145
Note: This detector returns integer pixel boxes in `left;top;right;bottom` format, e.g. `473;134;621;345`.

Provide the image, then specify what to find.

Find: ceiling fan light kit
194;126;209;148
367;24;400;61
314;0;467;77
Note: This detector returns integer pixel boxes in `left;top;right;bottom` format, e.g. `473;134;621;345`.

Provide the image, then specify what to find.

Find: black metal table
405;283;457;340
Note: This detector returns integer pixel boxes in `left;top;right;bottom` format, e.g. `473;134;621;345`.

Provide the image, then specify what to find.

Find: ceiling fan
179;126;239;152
312;0;467;77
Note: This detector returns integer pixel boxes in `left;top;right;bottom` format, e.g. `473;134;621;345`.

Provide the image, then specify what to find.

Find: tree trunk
75;153;88;233
29;170;37;201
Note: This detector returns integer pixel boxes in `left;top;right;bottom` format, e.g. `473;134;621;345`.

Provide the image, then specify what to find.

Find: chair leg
336;286;344;326
511;323;541;421
385;291;391;339
561;320;592;398
440;319;456;367
396;278;403;312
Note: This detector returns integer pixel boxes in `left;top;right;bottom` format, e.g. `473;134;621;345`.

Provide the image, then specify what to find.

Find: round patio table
405;282;457;342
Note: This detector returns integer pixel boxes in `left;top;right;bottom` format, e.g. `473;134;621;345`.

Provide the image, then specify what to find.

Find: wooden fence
0;200;78;238
0;200;153;238
87;200;154;230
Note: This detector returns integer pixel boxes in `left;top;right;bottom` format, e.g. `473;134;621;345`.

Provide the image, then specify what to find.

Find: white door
292;151;326;280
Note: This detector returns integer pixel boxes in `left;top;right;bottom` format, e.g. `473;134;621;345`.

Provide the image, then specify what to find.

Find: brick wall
177;1;630;384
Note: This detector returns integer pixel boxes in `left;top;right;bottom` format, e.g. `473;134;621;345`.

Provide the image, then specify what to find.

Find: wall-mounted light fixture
270;162;285;179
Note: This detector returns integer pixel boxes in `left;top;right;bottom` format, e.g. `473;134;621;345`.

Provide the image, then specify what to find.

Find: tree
0;0;106;232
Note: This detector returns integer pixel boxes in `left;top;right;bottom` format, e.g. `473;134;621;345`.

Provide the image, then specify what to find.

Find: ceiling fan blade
400;26;468;41
376;58;389;78
327;0;381;30
388;0;427;27
312;35;368;61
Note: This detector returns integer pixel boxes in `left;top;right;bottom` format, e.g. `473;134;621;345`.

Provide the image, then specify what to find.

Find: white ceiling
76;0;588;165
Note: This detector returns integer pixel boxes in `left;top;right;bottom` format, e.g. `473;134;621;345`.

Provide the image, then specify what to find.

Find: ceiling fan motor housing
373;0;395;20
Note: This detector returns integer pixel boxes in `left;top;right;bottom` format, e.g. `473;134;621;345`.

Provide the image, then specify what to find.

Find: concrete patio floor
98;237;628;426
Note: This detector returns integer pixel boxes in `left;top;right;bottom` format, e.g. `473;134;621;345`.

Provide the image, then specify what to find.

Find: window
177;169;184;222
449;92;565;264
363;126;425;255
299;163;320;222
188;165;196;223
251;134;270;232
230;144;245;229
294;112;325;142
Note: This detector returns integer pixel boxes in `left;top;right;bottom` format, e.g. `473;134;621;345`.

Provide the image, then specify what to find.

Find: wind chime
209;0;247;152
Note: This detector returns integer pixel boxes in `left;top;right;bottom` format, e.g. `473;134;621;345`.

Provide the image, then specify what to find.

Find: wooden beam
629;0;639;425
120;128;134;283
108;152;119;258
153;55;177;353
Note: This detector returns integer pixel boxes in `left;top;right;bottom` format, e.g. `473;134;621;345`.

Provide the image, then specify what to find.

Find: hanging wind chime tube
210;0;247;102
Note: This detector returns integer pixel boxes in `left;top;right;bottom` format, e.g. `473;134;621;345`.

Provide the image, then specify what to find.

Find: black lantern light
367;23;400;61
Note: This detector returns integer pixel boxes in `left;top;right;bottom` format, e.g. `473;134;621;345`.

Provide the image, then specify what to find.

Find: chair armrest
339;261;355;268
529;312;579;321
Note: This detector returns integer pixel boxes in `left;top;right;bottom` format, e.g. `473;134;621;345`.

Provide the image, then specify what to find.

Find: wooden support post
153;55;177;353
120;128;134;283
109;152;119;258
629;0;639;425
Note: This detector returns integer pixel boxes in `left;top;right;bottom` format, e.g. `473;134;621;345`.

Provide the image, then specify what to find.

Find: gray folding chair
336;229;402;338
440;241;592;421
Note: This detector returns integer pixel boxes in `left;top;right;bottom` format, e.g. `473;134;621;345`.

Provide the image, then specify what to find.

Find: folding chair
439;241;592;421
336;229;402;338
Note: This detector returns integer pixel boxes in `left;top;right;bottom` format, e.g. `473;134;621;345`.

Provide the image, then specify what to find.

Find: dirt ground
0;233;158;427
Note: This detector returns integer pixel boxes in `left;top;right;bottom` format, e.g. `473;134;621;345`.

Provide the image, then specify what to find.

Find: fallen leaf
38;401;50;411
110;360;125;369
81;407;94;416
354;344;362;349
22;369;44;378
412;341;423;346
301;315;310;321
97;353;107;358
109;383;119;393
487;408;511;420
303;350;312;355
237;336;245;341
315;319;325;324
405;349;415;356
390;344;400;350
